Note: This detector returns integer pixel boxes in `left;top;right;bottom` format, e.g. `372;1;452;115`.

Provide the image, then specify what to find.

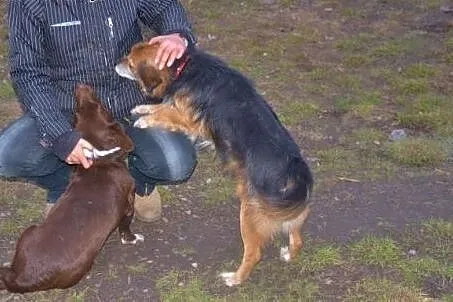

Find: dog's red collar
175;55;190;79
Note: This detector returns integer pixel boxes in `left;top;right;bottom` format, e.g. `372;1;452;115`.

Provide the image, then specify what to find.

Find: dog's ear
137;62;162;96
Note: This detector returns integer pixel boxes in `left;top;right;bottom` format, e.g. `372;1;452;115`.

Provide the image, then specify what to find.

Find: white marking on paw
131;105;152;115
280;246;291;262
121;233;145;245
133;117;149;128
219;272;240;287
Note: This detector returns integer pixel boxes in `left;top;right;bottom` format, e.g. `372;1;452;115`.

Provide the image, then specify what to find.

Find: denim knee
0;115;61;178
127;127;197;186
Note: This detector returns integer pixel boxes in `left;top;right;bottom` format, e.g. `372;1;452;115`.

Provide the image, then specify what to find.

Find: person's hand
148;33;187;70
65;138;94;169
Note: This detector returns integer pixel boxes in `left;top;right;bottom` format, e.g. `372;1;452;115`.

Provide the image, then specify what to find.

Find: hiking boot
134;188;162;222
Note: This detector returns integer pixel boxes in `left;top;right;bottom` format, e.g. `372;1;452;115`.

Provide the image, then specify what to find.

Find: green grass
297;245;342;273
342;128;387;151
334;91;381;118
158;186;178;205
399;257;445;285
172;245;197;257
0;80;15;101
343;54;373;68
349;236;402;268
307;66;332;81
344;278;424;302
335;33;376;53
393;78;430;96
126;262;149;275
0;184;45;237
386;138;448;167
278;101;321;126
198;175;235;207
417;219;453;259
402;63;438;79
315;145;396;180
156;271;216;302
397;94;453;136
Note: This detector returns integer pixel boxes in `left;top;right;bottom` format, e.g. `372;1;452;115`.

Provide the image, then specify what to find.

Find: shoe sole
134;212;161;223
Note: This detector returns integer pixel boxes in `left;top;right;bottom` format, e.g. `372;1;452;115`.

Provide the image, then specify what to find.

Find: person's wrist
52;130;82;161
178;34;188;48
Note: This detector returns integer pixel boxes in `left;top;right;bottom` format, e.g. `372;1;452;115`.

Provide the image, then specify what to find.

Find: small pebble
389;129;407;141
408;249;417;256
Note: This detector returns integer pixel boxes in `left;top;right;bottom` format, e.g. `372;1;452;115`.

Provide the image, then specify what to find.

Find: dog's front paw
133;117;152;128
219;272;241;287
131;105;153;116
121;233;145;245
280;246;291;262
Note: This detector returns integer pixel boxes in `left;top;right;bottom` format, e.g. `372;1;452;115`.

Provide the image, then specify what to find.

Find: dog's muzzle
115;63;136;81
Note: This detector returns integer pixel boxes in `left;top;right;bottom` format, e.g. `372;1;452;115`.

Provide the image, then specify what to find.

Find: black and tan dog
115;43;314;286
0;84;143;293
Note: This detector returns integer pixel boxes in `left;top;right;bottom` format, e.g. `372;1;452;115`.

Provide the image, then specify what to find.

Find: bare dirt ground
0;0;452;301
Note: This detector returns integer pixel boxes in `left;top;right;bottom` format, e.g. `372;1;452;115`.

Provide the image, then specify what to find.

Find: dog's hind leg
220;200;271;287
119;187;144;245
280;206;310;262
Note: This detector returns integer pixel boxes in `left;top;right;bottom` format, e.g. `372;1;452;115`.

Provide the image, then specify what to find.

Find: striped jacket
8;0;195;159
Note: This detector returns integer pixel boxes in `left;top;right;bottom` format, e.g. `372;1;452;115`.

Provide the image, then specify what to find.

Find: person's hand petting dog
149;33;187;70
65;138;94;169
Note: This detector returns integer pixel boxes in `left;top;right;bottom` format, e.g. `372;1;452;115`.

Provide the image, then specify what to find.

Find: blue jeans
0;113;197;203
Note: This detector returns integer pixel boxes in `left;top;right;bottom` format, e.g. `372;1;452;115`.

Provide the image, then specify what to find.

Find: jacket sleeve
8;0;80;160
137;0;197;46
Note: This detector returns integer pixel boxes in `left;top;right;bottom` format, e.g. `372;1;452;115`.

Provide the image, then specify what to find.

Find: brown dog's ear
137;62;162;96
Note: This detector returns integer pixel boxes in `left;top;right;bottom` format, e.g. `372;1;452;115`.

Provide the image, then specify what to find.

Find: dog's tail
250;156;313;210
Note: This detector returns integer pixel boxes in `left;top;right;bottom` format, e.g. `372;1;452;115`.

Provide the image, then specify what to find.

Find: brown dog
0;84;143;293
116;43;313;286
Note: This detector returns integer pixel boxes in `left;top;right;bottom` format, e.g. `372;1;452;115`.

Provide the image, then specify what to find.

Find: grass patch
297;245;342;273
343;54;373;68
0;80;15;101
126;262;149;275
332;74;362;91
419;219;453;259
235;278;319;302
397;94;453;136
199;175;235;207
402;63;438;79
393;78;430;96
334;91;381;118
315;145;396;180
158;186;178;205
349;236;402;268
278;102;321;126
308;66;332;81
156;271;216;302
316;147;355;171
172;245;197;257
342;128;387;152
335;33;376;53
386;138;448;167
0;186;44;237
399;257;445;286
372;40;407;58
344;278;424;302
